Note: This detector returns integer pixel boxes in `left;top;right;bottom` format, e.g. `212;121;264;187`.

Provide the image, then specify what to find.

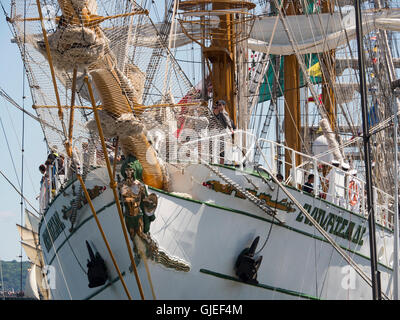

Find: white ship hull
38;164;394;300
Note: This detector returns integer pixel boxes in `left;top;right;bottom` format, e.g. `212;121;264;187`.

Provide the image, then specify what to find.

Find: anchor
234;236;263;284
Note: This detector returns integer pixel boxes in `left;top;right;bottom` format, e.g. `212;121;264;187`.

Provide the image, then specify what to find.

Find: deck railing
37;131;395;230
257;139;394;230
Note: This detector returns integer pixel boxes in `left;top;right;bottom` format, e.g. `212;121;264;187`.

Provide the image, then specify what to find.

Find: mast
178;0;256;129
283;0;301;180
393;87;399;300
321;0;336;132
354;0;381;300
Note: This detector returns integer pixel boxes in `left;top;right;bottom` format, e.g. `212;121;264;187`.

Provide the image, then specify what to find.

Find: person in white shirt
337;162;350;208
326;159;340;204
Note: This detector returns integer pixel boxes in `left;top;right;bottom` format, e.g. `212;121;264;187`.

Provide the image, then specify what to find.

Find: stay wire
0;169;39;215
0;115;22;193
254;168;280;255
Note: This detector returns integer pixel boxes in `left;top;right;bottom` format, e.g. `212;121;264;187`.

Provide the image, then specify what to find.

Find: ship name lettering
42;211;66;252
295;203;366;245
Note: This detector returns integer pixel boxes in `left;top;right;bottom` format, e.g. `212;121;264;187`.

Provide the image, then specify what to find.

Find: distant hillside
0;260;31;292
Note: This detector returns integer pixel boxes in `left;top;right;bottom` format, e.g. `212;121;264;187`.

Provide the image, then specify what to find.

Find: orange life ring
348;180;359;206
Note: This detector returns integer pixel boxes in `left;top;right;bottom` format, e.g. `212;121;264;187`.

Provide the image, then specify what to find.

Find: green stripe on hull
200;269;320;300
44;190;393;272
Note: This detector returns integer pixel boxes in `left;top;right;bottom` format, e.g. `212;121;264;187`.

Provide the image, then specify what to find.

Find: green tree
0;260;31;292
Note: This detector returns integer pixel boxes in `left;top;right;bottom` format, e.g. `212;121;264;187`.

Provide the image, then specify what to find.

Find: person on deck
47;146;59;164
212;100;236;164
302;174;314;194
39;164;47;186
326;159;340;204
39;164;46;175
212;99;236;134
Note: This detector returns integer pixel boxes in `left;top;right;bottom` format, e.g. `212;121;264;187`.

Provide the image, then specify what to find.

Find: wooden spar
76;174;133;300
33;105;99;110
283;1;301;181
32;102;200;111
321;0;336;131
36;0;68;140
66;68;77;157
84;76;146;300
10;10;148;24
204;1;236;126
112;136;119;181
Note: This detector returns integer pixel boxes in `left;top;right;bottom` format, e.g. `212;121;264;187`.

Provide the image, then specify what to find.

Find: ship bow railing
257;138;394;230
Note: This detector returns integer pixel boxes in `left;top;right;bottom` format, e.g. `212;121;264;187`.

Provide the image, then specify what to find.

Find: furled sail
21;242;44;268
24;209;40;234
24;263;51;300
248;8;400;55
16;224;39;248
122;8;400;56
24;265;40;300
336;58;400;76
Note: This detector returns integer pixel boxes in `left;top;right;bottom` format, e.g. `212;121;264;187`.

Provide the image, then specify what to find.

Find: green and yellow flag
258;54;322;104
307;61;322;77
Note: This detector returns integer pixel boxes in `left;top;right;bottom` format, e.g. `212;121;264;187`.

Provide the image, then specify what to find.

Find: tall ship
3;0;400;299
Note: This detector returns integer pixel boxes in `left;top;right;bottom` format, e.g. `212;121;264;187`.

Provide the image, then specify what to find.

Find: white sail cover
312;135;333;163
24;265;40;300
248;8;400;55
24;264;50;300
27;8;400;54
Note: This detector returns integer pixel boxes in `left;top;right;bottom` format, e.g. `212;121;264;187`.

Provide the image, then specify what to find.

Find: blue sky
0;5;47;261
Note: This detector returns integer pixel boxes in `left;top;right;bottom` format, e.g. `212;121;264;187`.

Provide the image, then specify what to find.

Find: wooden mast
283;1;301;181
178;0;255;129
204;0;236;125
321;0;336;132
319;0;336;185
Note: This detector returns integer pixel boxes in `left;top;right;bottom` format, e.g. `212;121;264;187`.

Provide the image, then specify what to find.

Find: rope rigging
256;145;390;299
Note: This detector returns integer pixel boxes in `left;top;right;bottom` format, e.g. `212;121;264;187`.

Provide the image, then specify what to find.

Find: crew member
212;100;236;164
213;99;235;133
326;159;340;204
302;174;314;194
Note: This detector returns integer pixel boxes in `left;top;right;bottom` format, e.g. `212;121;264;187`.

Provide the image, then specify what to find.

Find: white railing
257;139;394;230
169;129;258;166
